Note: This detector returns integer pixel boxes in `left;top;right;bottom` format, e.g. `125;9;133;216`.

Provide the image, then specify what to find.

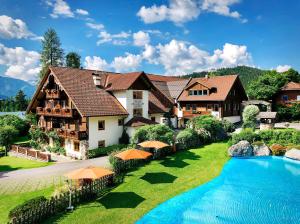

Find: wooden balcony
182;110;211;118
45;89;60;99
57;129;87;140
36;107;73;117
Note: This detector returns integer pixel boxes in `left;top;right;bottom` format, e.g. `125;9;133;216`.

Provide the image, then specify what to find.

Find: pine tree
66;52;81;68
15;90;27;111
39;28;64;81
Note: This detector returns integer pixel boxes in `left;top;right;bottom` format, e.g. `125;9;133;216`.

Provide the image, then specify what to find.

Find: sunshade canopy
138;140;170;149
65;166;114;180
114;149;152;161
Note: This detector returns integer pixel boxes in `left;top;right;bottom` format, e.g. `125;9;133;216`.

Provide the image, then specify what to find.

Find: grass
0;187;55;223
45;142;229;224
0;156;53;172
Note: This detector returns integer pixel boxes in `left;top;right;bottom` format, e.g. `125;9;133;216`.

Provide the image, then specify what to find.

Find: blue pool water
137;156;300;224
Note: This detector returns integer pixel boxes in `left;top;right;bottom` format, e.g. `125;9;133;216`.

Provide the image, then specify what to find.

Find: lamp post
66;179;74;211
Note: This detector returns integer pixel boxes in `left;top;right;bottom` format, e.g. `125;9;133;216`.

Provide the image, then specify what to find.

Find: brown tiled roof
177;75;239;101
48;67;128;117
149;90;172;114
124;116;157;127
147;74;183;82
281;82;300;91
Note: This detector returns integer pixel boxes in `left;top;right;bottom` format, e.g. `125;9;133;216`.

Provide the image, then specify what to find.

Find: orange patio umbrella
65;166;114;180
114;149;152;161
138;140;169;149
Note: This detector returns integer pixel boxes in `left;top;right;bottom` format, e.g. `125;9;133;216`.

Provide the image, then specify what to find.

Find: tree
15;90;27;111
242;105;260;129
0;125;18;156
39;28;64;81
65;52;81;68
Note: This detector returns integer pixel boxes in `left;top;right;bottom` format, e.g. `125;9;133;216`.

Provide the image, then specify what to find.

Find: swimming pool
137;156;300;224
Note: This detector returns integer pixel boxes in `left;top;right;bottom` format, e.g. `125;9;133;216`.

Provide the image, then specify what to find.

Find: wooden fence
9;175;112;224
10;145;51;162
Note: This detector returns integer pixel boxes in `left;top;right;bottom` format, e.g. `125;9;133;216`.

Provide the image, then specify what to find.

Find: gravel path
0;156;109;195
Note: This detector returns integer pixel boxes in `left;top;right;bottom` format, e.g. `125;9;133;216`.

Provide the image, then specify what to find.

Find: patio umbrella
138;141;169;149
65;166;114;180
114;149;152;161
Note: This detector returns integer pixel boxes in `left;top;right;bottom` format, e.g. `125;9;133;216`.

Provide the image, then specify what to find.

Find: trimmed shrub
9;196;47;219
131;124;174;145
119;129;130;144
196;128;212;144
270;144;287;156
221;119;235;133
187;115;227;141
88;144;127;158
176;129;200;150
259;129;300;146
231;128;259;145
242;105;259;129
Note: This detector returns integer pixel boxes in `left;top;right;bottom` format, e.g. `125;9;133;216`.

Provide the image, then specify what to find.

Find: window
98;120;105;130
203;90;208;95
151;117;156;122
133;91;143;99
297;95;300;101
214;104;219;111
194;90;198;95
192;104;197;111
98;140;105;148
74;142;80;152
233;104;236;111
282;95;288;101
228;103;231;111
224;103;227;111
233;90;236;96
189;90;193;96
186;104;191;110
133;108;143;117
118;118;124;126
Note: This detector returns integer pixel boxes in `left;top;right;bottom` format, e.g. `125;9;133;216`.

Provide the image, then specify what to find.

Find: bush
242;105;259;129
276;104;300;121
221;119;235;133
196;128;212;144
259;129;300;146
131;124;174;144
9;196;47;219
0;114;29;136
270;144;287;156
176;129;200;150
88;144;127;158
231;128;259;144
29;127;47;150
187;115;227;141
119;129;130;144
0;125;18;155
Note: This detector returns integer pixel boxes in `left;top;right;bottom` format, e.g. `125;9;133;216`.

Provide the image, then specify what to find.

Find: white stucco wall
88;116;125;149
149;113;165;124
113;90;149;122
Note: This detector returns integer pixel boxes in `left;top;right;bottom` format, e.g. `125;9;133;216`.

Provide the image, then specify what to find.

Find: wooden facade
274;90;300;105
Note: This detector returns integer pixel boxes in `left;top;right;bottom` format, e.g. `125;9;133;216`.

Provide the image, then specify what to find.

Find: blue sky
0;0;299;83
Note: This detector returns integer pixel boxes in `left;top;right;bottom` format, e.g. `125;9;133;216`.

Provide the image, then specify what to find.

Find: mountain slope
183;66;266;90
0;76;36;99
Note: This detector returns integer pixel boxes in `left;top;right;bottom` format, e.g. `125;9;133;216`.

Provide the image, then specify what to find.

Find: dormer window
203;90;208;95
188;90;208;96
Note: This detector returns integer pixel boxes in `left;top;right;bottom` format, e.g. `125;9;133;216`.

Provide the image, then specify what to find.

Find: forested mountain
183;66;266;90
0;76;35;99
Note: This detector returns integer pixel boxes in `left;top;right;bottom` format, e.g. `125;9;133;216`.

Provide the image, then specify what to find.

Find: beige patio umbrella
138;140;169;149
65;166;114;180
114;149;152;160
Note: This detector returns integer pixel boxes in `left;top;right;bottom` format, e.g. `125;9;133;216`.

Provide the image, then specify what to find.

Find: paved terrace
0;156;109;195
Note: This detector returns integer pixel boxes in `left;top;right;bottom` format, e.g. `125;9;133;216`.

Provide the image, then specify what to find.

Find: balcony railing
182;110;211;118
45;89;60;99
36;107;73;117
57;129;87;140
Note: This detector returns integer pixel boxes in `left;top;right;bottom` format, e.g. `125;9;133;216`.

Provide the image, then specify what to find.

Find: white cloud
86;22;104;31
97;31;131;46
84;56;109;71
0;15;41;40
142;39;251;75
75;9;89;16
50;0;74;18
111;53;142;72
133;31;150;46
0;43;40;82
276;65;291;73
137;0;246;25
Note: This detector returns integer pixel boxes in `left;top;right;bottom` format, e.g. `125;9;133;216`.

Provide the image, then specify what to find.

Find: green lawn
46;142;229;224
0;156;53;172
0;187;55;223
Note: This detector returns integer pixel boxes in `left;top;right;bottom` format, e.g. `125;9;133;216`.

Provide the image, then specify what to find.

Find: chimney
92;72;101;87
